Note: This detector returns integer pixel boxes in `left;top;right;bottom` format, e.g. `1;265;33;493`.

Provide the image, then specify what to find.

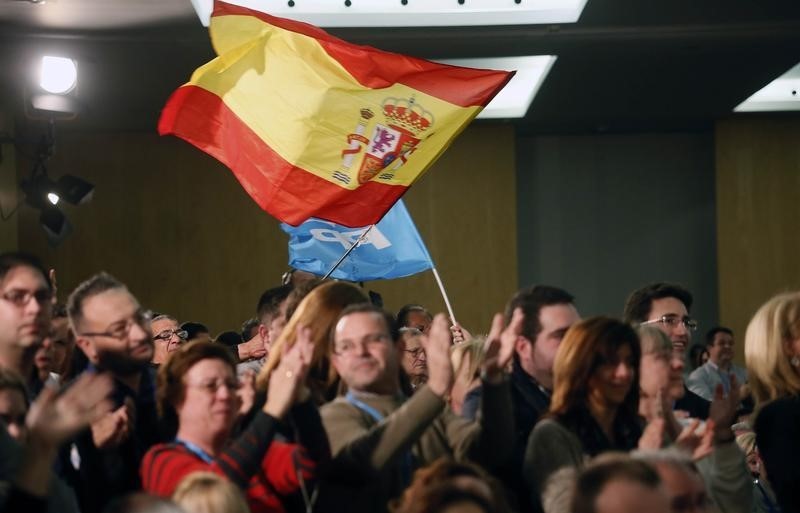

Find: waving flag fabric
159;1;513;227
281;200;432;281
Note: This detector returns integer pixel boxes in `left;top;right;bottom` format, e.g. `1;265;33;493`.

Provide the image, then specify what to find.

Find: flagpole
322;225;375;280
431;267;457;326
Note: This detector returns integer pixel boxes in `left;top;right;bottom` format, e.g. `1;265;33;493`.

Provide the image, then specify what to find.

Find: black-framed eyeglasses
1;288;53;308
79;309;152;340
154;329;188;341
641;315;698;332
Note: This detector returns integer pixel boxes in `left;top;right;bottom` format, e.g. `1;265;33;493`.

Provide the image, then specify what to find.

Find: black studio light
10;122;94;246
20;166;89;246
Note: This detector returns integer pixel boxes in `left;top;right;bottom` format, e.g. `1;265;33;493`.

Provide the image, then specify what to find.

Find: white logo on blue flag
281;200;432;281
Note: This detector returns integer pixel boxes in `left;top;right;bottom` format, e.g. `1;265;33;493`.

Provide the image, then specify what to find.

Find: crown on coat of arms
382;97;434;136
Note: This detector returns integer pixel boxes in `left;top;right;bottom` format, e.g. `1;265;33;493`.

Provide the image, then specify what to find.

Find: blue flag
281;200;433;281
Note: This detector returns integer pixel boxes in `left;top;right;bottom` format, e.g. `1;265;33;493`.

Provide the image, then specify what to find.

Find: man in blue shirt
687;326;748;401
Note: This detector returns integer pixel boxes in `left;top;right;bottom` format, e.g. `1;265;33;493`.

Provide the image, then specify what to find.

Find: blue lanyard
345;392;413;485
345;392;387;422
175;438;215;464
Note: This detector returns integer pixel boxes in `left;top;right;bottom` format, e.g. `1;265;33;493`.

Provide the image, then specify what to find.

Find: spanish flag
159;1;513;227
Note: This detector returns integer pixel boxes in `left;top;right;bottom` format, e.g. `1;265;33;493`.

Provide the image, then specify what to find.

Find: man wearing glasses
321;303;517;513
0;252;53;381
62;272;160;513
623;282;709;419
150;314;187;366
399;326;427;390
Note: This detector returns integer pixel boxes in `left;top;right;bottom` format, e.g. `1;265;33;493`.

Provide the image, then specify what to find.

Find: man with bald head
61;272;160;513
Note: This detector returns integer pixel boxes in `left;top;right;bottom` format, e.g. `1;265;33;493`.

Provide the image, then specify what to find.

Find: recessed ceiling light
734;62;800;112
191;0;587;27
435;56;557;119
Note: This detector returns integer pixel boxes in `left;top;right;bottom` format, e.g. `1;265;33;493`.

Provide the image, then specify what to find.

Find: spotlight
26;55;80;118
20;173;59;210
40;56;77;94
20;169;93;246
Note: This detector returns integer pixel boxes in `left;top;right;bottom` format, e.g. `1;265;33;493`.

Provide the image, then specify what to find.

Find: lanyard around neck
175;438;214;464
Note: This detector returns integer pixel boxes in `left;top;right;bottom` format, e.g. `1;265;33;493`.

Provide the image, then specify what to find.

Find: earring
792;355;800;367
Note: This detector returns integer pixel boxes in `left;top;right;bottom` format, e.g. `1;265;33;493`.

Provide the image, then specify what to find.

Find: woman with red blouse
141;329;329;513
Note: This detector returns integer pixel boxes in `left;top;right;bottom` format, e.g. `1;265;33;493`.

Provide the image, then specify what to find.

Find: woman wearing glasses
745;291;800;513
523;317;643;511
141;333;330;513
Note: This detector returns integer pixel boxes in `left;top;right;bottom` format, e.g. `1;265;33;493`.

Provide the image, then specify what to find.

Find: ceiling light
40;56;77;95
734;62;800;112
191;0;587;27
434;55;557;118
47;193;60;205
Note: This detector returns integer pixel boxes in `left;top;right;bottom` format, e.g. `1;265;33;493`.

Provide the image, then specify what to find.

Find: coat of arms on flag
336;97;434;186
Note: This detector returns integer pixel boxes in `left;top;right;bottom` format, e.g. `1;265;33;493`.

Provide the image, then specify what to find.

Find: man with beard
60;272;160;513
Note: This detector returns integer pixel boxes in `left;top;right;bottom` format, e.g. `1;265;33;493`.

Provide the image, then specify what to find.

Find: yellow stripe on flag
188;13;480;190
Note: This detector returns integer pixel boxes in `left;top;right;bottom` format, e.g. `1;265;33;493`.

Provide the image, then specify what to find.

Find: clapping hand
34;373;114;449
675;418;715;461
709;374;740;443
422;314;455;398
481;308;524;384
265;325;312;419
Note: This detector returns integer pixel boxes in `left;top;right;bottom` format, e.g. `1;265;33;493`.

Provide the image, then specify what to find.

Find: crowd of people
0;250;798;513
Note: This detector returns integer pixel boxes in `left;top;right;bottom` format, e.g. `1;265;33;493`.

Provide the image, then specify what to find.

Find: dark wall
516;132;718;337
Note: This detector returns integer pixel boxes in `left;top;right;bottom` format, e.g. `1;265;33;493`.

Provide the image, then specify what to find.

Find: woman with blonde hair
257;280;368;403
172;472;250;513
744;291;800;513
450;336;486;418
744;291;800;404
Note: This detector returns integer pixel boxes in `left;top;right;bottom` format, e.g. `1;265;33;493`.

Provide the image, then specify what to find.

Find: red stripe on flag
159;85;406;227
212;1;513;109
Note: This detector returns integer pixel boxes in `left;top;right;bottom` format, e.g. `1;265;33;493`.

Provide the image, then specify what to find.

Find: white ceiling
0;0;195;31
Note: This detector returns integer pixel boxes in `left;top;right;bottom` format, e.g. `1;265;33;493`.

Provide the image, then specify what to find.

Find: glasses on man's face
334;333;390;356
1;288;53;308
186;378;241;394
641;315;698;332
79;309;152;340
403;347;425;361
154;329;188;342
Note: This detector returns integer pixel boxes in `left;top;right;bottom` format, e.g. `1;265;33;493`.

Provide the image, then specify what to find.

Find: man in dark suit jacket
461;285;581;512
623;282;710;419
